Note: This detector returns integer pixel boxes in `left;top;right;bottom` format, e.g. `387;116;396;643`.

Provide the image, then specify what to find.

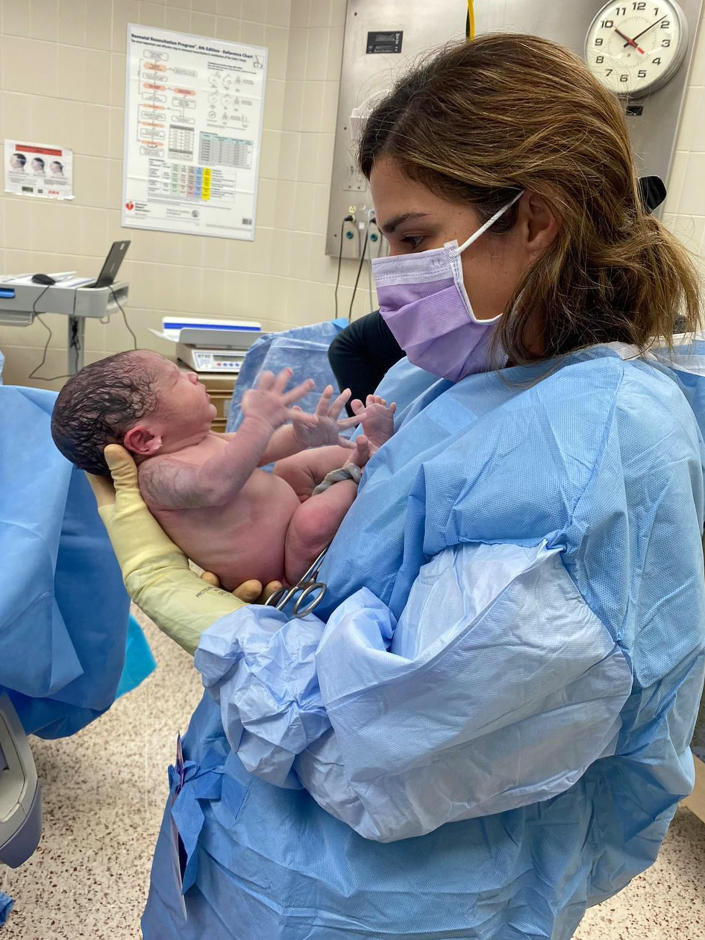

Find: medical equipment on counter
177;326;264;374
0;262;129;375
149;315;264;374
179;348;243;373
264;545;329;618
0;695;41;868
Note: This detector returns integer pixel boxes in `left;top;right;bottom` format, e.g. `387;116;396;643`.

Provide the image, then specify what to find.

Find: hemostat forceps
263;545;329;618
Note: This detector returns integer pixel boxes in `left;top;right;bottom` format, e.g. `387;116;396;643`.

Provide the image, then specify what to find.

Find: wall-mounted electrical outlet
342;163;367;193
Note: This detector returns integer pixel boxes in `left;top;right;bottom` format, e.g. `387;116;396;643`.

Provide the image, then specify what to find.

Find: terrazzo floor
1;609;705;939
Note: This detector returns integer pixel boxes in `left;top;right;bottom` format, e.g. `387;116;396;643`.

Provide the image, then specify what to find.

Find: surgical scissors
263;545;329;618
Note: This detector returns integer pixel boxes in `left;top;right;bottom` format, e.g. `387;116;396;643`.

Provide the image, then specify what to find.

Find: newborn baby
51;350;394;591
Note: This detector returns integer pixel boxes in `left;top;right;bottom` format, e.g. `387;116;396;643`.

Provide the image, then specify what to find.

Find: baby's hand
291;385;362;448
350;395;396;456
241;368;316;432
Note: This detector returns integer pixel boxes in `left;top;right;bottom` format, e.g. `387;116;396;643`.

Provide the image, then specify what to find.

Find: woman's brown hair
359;34;701;362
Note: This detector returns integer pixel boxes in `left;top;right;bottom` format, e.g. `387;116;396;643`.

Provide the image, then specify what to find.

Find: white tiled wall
0;0;703;389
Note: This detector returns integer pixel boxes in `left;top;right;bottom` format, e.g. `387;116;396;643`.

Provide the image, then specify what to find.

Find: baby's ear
123;425;162;456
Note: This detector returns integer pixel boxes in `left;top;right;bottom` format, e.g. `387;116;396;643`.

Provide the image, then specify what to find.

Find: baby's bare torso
138;432;301;590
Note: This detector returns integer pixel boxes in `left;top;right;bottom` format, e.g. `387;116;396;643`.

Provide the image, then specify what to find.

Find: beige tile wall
0;0;359;389
0;0;703;389
662;15;705;262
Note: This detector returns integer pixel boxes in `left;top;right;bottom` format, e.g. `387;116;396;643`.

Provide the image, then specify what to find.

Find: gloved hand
86;444;245;655
200;571;284;603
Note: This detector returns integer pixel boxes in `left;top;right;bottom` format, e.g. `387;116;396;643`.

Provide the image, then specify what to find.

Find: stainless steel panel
326;0;703;258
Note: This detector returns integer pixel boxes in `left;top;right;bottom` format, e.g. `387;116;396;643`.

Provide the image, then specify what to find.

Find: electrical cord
348;227;369;322
28;283;137;382
28;284;72;381
466;0;475;40
110;285;138;349
334;214;353;319
28;315;66;381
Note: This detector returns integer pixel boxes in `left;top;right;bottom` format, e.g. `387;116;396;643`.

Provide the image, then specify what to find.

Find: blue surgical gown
142;344;705;939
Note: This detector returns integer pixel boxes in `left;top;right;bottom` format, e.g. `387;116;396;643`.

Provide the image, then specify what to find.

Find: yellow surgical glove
86;444;245;655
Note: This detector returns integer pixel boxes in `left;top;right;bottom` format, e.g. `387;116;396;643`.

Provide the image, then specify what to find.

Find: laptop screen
92;240;130;288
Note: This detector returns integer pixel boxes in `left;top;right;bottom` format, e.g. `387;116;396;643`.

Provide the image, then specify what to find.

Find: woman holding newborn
90;34;705;940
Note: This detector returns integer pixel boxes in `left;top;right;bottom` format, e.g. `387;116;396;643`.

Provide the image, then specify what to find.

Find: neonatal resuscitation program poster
123;24;267;240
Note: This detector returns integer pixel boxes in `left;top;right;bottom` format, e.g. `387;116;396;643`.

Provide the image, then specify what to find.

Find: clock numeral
652;56;662;64
619;73;629;82
596;55;605;63
601;18;615;27
605;68;613;76
632;2;646;9
660;19;670;27
595;37;604;45
614;6;626;14
638;69;647;78
661;38;671;46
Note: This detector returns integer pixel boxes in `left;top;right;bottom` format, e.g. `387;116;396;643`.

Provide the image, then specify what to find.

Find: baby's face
143;353;217;445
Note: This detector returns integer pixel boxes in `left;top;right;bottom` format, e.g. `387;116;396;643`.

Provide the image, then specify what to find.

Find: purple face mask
372;192;523;382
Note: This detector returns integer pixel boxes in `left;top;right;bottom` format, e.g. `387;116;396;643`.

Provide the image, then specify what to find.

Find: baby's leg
284;481;358;584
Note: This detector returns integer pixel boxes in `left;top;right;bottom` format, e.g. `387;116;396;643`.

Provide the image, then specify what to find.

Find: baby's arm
259;384;362;463
140;369;314;510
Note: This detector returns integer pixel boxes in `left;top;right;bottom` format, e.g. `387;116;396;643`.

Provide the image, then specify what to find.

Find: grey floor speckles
1;609;704;939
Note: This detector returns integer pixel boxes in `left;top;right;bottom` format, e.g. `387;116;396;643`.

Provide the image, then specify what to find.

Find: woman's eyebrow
378;212;429;235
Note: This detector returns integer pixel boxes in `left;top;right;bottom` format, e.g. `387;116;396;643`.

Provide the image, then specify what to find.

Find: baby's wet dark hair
51;350;159;475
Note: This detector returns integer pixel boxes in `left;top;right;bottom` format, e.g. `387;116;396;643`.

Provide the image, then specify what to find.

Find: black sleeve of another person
328;311;403;413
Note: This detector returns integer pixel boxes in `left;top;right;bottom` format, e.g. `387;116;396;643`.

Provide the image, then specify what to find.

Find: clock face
585;1;688;98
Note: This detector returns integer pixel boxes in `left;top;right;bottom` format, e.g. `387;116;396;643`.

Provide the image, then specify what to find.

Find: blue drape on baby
0;383;155;738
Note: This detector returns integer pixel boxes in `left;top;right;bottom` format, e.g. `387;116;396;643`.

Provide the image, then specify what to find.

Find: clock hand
629;14;668;44
614;26;645;53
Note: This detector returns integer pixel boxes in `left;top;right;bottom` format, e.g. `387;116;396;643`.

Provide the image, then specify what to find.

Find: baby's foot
351;396;396;456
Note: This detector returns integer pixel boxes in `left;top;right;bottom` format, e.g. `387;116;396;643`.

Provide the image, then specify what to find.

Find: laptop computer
90;240;130;288
45;241;131;289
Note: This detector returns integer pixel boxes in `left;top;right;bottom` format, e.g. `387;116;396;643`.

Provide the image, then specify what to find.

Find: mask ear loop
457;190;524;253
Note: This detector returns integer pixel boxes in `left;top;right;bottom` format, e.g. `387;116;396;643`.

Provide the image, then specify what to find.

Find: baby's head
51;350;164;475
51;350;215;475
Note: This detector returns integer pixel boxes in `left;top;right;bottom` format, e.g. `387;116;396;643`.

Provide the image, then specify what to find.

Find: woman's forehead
370;157;478;231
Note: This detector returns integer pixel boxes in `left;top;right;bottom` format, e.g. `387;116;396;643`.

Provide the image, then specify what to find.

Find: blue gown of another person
0;384;155;738
142;343;705;940
226;319;347;432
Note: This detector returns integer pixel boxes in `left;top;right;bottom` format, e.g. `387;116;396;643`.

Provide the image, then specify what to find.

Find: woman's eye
401;235;424;250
